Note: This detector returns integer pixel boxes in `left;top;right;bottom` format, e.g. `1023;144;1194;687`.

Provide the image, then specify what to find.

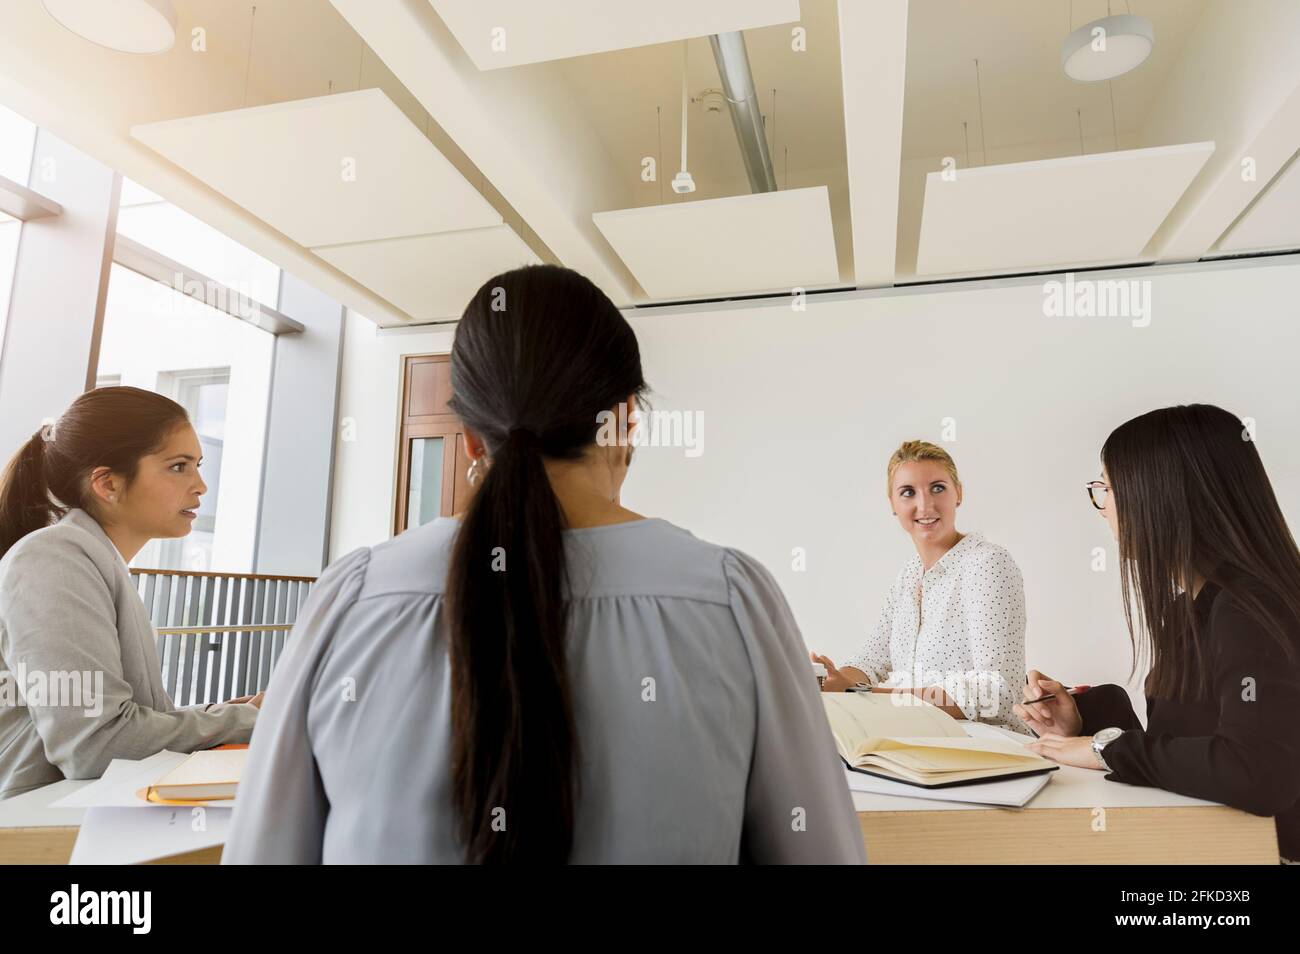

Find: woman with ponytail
226;264;863;864
0;387;260;797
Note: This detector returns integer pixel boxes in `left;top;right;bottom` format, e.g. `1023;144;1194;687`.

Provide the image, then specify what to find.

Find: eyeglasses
1085;480;1109;511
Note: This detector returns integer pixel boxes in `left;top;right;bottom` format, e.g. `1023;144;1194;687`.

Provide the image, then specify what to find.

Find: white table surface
3;730;1229;830
0;779;93;829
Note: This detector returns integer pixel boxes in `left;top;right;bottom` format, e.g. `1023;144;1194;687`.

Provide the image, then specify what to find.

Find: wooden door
393;354;475;534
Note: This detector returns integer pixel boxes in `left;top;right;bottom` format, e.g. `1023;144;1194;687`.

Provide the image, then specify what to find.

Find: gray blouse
0;509;258;798
224;516;866;864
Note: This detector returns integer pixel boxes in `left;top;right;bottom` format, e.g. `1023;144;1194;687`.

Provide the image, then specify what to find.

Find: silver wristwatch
1092;727;1123;770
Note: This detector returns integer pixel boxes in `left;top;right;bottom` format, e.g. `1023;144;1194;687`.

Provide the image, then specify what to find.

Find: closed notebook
145;749;247;802
822;692;1057;788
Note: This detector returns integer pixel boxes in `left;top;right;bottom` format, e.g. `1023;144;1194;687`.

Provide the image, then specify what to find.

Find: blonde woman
811;441;1027;728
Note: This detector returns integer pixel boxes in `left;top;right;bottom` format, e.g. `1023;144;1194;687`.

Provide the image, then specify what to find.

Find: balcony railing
129;568;316;707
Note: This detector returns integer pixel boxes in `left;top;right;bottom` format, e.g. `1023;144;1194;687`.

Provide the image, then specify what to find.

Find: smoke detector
699;89;727;115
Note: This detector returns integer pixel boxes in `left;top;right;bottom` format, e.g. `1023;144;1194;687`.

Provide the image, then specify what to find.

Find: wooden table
850;762;1279;864
1;766;1279;865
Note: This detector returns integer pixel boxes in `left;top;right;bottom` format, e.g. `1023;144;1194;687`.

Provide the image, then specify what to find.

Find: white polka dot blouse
843;531;1029;729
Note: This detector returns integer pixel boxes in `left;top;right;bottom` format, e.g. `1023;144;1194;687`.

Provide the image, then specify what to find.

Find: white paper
960;721;1038;746
69;806;231;865
844;766;1052;807
51;751;190;809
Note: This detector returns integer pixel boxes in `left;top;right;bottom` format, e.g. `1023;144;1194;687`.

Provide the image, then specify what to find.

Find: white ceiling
901;0;1208;162
1217;151;1300;254
429;0;801;71
555;0;846;209
315;225;541;321
3;0;1298;324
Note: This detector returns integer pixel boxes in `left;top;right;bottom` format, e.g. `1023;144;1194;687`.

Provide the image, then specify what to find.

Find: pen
1024;685;1091;704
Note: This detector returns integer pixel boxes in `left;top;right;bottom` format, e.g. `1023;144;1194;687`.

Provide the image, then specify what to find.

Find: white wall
328;310;453;560
329;256;1300;705
254;271;345;577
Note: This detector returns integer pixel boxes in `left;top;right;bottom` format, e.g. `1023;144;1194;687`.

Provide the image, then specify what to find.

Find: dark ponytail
0;387;190;559
445;264;647;863
0;430;59;559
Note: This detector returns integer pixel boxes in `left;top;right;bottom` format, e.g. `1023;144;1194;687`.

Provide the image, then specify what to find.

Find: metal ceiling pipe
709;31;778;193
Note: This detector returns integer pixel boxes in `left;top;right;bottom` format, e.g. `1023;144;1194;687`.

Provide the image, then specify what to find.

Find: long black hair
1102;403;1300;700
444;264;648;863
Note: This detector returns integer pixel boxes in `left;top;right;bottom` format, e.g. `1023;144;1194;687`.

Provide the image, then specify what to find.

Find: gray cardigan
0;509;257;798
224;516;865;863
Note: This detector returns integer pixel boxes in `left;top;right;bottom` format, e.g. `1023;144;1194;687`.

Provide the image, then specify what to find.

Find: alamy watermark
50;884;150;934
596;404;704;458
883;668;1003;720
151;272;265;325
1042;272;1151;328
0;665;104;717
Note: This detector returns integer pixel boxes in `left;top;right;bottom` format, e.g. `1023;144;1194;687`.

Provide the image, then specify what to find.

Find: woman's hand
1027;734;1102;770
809;652;858;692
227;692;266;708
1013;669;1082;737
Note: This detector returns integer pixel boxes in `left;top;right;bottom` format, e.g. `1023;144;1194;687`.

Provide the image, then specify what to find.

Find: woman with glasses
810;440;1028;729
1017;404;1300;864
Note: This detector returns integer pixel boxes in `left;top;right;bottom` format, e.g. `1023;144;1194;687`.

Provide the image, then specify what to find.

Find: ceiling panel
429;0;801;70
132;89;501;248
313;226;540;322
1216;152;1300;253
593;186;839;300
914;142;1215;276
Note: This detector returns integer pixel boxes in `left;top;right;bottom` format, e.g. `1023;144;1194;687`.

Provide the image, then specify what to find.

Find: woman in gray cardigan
225;265;864;864
0;387;259;798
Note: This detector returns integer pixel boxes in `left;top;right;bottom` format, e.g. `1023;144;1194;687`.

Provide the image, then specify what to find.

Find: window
97;179;284;573
0;213;20;349
0;104;37;353
117;179;281;309
156;369;231;571
96;264;273;572
0;103;37;185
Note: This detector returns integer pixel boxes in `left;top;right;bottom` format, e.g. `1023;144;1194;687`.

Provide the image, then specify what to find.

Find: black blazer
1076;576;1300;860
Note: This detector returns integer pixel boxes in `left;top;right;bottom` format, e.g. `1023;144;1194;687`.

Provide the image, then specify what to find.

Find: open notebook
822;692;1057;788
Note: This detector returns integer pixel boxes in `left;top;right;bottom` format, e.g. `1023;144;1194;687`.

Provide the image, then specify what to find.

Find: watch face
1095;727;1123;745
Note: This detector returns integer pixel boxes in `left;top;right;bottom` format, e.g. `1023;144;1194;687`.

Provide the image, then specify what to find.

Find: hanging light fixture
41;0;177;55
671;40;696;194
1061;13;1154;82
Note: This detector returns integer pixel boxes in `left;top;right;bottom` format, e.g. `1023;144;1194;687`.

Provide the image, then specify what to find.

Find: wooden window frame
394;353;469;535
